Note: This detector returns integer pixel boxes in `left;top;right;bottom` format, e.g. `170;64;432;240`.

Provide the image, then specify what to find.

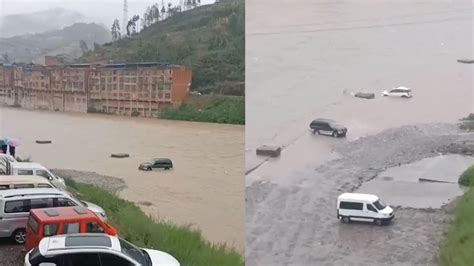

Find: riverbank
246;123;474;265
438;166;474;266
64;178;244;266
160;96;245;125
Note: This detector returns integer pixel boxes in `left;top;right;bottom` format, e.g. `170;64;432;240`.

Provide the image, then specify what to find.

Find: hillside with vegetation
81;0;244;97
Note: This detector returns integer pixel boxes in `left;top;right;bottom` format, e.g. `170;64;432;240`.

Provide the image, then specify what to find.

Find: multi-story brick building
88;62;192;117
0;61;192;117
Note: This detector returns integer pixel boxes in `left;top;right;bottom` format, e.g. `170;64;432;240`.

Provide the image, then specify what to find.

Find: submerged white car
382;87;412;98
25;234;180;266
337;193;394;226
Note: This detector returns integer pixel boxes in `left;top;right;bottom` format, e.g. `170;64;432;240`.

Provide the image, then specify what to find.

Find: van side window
5;199;30;213
339;201;363;210
36;170;53;180
0;185;9;190
13;184;35;189
18;169;34;175
62;223;80;234
86;222;105;233
28;216;39;233
37;184;53;188
367;204;377;212
30;198;54;209
43;223;59;237
58;198;77;207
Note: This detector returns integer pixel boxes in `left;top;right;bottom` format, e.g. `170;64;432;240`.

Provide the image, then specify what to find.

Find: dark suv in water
139;158;173;171
310;119;347;137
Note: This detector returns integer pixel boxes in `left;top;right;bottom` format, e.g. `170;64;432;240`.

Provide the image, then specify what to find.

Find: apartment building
0;61;192;117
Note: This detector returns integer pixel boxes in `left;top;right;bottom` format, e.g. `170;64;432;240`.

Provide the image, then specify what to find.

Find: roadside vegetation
160;96;244;124
460;113;474;131
438;165;474;265
65;178;244;266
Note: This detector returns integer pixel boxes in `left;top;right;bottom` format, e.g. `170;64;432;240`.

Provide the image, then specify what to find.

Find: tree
1;53;10;63
93;42;101;51
79;40;89;54
111;19;121;40
126;15;140;37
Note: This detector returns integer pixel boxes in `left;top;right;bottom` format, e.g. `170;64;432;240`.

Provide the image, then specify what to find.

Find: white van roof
338;193;379;202
9;162;46;169
0;187;64;198
0;175;51;183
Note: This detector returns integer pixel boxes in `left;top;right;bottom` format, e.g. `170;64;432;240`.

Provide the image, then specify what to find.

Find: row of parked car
0;154;180;266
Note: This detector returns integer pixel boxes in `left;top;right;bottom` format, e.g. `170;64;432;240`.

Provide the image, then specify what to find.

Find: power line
248;16;472;37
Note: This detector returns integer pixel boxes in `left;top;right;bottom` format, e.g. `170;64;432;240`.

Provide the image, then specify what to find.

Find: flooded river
246;0;473;176
0;107;245;252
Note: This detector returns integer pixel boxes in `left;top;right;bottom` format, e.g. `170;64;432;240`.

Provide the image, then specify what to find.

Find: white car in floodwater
382;87;412;98
337;193;394;226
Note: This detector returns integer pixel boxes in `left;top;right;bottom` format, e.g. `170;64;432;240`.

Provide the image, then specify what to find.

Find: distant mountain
0;23;111;64
0;8;85;38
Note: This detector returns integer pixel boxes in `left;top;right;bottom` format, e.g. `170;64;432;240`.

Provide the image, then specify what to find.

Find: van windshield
373;200;386;210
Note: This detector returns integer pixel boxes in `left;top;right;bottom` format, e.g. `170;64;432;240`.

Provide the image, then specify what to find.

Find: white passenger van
337;193;394;225
0;175;56;190
5;162;66;190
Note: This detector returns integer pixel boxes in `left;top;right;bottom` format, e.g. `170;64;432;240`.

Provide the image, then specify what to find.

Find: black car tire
12;229;26;244
164;167;170;170
147;167;152;171
332;131;338;137
375;219;383;226
341;216;350;224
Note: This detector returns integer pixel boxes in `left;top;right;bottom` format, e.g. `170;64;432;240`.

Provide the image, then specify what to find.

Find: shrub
459;165;474;186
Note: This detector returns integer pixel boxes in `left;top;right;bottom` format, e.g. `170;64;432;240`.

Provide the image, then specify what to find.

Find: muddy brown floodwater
0;107;245;253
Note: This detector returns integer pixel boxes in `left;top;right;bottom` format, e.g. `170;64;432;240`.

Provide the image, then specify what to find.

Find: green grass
65;179;243;266
160;96;244;124
438;166;474;266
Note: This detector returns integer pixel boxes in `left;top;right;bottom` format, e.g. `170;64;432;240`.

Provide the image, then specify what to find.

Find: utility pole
122;0;128;36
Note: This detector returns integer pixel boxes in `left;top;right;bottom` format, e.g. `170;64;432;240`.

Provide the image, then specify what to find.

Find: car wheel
164;167;170;170
332;131;338;137
374;219;383;226
341;216;350;224
12;229;26;244
147;167;152;171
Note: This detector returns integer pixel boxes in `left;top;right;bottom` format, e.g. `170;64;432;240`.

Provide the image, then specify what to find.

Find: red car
25;206;118;252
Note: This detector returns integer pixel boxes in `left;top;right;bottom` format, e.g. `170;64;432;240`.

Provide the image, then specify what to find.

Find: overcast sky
0;0;216;27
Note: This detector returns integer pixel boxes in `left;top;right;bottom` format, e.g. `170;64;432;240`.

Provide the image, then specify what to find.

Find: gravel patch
51;169;127;193
246;124;474;266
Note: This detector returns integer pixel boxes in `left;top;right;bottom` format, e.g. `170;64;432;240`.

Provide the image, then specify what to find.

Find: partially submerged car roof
312;118;336;123
153;158;172;163
393;86;411;91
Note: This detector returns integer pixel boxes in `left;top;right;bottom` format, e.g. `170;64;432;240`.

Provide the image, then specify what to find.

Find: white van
337;193;394;225
0;175;56;190
6;162;66;190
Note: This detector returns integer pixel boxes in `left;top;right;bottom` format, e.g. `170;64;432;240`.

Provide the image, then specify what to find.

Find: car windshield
119;238;149;265
373;200;386;210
